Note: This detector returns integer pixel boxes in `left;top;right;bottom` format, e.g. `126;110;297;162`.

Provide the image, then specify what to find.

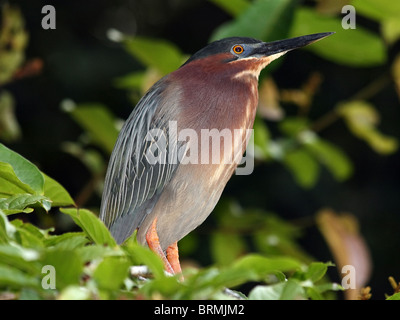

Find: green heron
100;32;333;275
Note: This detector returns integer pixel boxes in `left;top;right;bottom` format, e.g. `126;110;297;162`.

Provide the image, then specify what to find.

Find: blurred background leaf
211;0;296;42
0;4;28;85
61;101;119;155
290;7;386;66
337;100;398;155
316;208;372;300
122;36;185;76
0;91;21;142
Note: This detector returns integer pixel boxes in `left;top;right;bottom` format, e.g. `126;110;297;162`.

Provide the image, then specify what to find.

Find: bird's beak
256;32;334;61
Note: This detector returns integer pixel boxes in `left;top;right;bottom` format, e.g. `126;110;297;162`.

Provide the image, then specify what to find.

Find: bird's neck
171;58;259;132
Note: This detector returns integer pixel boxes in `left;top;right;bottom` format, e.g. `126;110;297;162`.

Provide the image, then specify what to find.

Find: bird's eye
232;45;244;55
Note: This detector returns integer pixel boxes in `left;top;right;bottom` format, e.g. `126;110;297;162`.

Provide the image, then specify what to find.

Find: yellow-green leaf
304;138;353;181
0;162;35;197
93;256;130;290
351;0;400;22
283;148;320;188
0;194;51;215
211;0;296;42
0;90;21;142
0;4;29;85
43;173;75;207
337;100;398;154
123;36;184;75
62;102;119;154
209;0;250;17
61;208;117;247
0;143;44;195
211;232;246;266
382;19;400;44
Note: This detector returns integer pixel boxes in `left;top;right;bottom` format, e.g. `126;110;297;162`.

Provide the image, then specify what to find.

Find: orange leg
166;241;182;275
145;218;174;274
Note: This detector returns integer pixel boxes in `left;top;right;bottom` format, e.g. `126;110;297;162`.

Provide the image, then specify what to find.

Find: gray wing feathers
99;80;180;243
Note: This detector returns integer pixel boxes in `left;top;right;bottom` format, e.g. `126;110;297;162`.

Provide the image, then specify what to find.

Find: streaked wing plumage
99;79;181;243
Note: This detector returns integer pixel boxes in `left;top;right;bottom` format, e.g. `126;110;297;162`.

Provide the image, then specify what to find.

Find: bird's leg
145;217;174;275
166;241;182;275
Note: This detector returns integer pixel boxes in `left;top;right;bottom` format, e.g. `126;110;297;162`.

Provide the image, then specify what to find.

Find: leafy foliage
0;0;399;300
0;209;340;299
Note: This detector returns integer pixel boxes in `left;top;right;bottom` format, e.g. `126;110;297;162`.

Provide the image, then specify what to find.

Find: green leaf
283;148;320;188
44;232;89;250
113;71;146;90
211;0;296;42
63;102;119;154
58;286;91;300
232;254;302;279
211;232;246;266
0;243;41;274
208;0;250;17
0;5;29;85
0;162;34;197
123;36;184;75
315;282;343;293
42;249;84;289
0;194;51;215
253;116;271;160
337;100;398;154
12;219;50;241
279;117;309;137
387;292;400;300
0;264;40;289
0;145;73;208
139;274;182;298
304;262;330;282
60;208;117;247
382;18;400;44
351;0;400;22
0;209;17;243
252;214;311;262
182;267;241;295
0;143;44;194
306;286;324;300
304;138;353;182
42;173;75;207
11;220;46;248
249;279;305;300
290;8;386;66
77;245;124;263
93;256;130;291
0;90;21;142
123;240;165;279
280;279;305;300
249;284;281;300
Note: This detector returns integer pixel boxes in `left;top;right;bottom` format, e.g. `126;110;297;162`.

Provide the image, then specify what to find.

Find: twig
129;265;173;279
352;73;392;101
311;73;392;133
311;110;340;133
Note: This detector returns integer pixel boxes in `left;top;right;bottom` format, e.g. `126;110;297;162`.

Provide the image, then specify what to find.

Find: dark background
3;0;400;299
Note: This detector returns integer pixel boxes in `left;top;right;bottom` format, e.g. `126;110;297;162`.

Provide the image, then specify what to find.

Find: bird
100;32;333;275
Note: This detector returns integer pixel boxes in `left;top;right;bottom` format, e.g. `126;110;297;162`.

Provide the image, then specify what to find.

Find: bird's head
181;32;333;79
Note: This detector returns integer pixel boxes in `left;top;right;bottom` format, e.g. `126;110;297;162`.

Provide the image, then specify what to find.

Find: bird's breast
174;63;257;151
166;63;258;188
